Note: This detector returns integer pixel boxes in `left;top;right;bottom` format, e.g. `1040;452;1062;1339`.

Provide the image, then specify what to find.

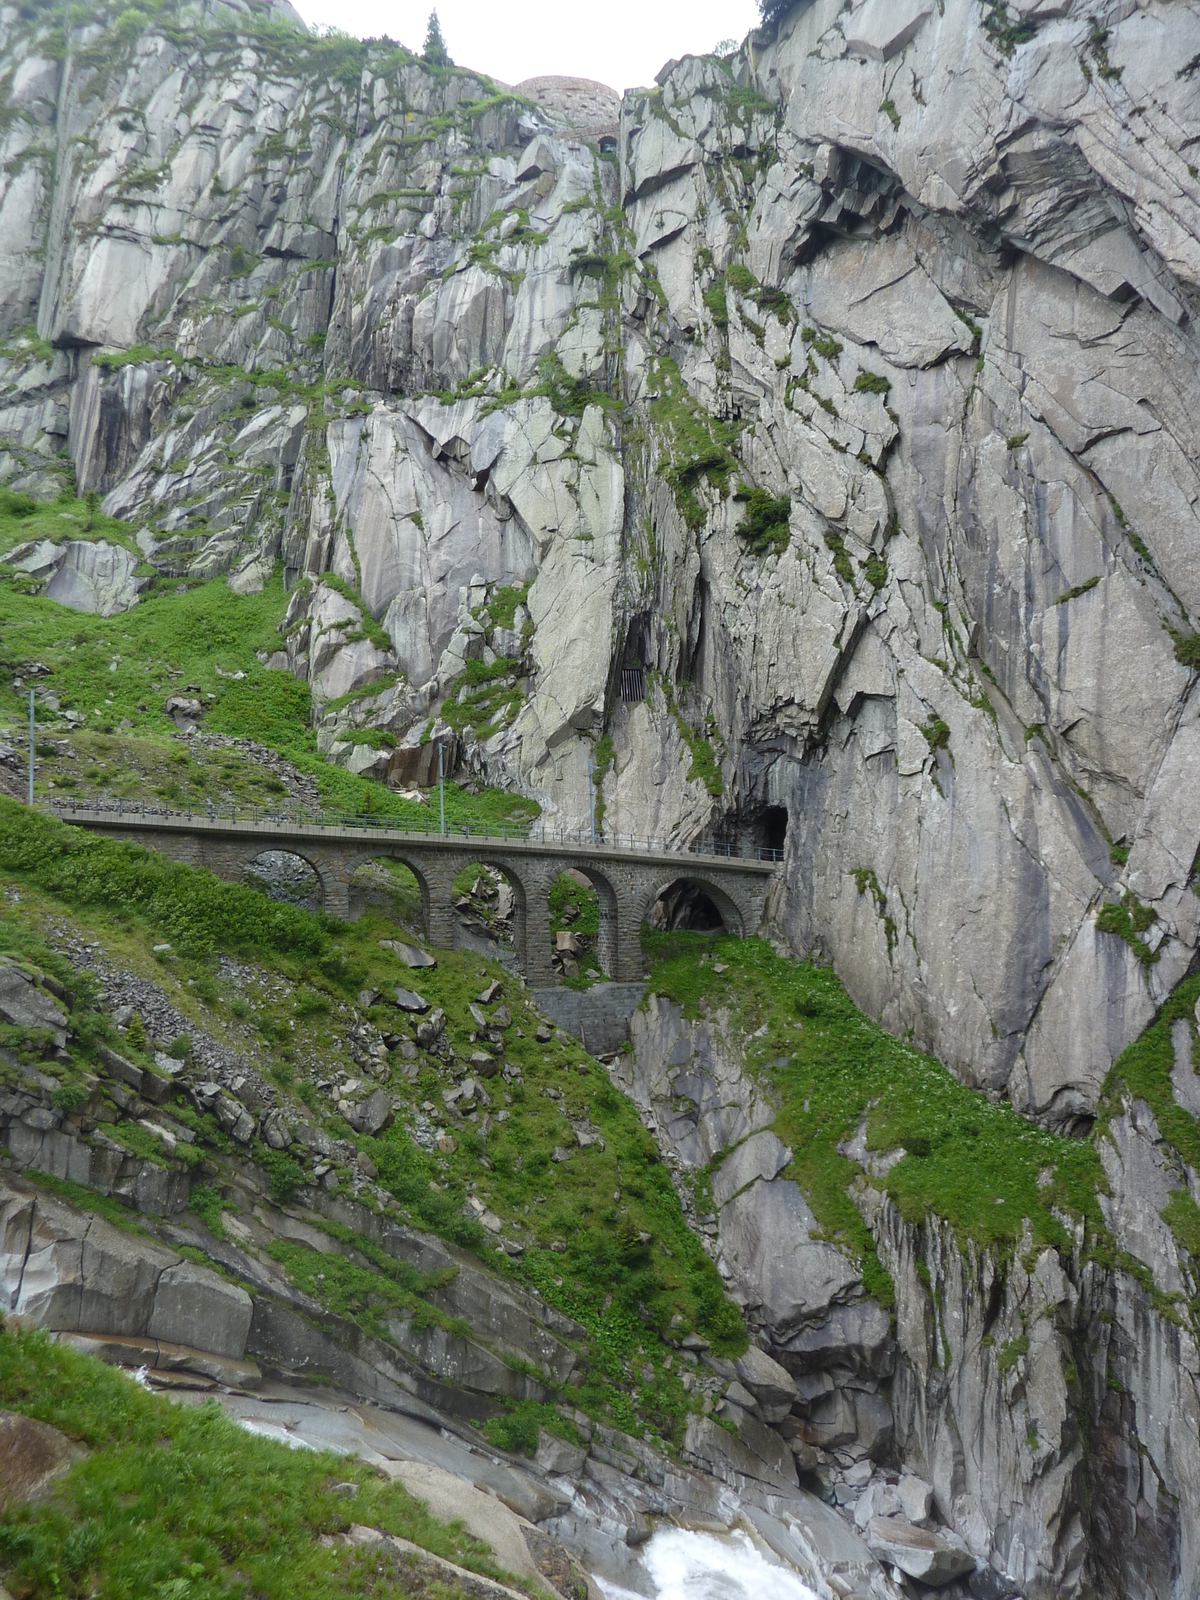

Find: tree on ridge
423;9;452;67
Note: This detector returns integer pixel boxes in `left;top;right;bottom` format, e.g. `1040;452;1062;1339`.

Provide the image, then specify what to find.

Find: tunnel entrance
761;805;789;856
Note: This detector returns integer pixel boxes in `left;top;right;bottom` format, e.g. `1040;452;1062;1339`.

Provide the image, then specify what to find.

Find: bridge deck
43;802;780;874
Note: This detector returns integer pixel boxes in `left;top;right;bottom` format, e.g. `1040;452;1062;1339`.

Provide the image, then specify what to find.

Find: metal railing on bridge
44;797;786;864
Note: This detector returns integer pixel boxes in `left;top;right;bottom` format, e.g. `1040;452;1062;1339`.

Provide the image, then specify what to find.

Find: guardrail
44;798;785;865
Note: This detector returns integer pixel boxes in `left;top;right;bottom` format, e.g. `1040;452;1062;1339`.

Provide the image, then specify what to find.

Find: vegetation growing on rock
0;1327;517;1600
642;932;1112;1307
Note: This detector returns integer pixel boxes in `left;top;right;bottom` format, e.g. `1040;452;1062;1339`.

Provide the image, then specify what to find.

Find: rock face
3;0;1198;1118
3;4;1200;1588
625;993;1200;1600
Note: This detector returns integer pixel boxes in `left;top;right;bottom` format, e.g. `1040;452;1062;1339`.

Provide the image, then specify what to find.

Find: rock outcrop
625;986;1200;1600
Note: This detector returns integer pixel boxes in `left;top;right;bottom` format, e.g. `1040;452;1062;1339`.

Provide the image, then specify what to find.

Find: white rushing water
595;1528;820;1600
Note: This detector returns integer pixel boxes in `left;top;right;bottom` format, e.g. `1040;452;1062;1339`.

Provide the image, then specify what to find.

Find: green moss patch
733;484;791;555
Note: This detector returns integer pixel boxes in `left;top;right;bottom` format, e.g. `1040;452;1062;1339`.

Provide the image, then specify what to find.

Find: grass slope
642;931;1111;1304
0;1327;524;1600
0;798;742;1455
1098;973;1200;1280
0;552;535;831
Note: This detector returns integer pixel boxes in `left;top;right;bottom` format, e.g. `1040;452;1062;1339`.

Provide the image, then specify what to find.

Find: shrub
734;483;791;554
481;1400;546;1456
853;370;891;395
702;282;728;329
50;1082;89;1112
757;0;796;33
1096;893;1159;967
261;1150;304;1205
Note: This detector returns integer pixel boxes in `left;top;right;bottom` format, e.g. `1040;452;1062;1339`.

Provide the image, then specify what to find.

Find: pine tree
422;9;451;67
126;1010;147;1051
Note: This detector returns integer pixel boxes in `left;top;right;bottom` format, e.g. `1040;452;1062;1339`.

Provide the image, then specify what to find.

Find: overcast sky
290;1;764;92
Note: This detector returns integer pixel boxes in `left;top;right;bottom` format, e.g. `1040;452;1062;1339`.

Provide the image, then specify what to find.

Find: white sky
290;0;763;93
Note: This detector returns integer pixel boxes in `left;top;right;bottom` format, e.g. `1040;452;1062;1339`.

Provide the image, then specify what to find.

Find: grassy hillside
0;798;742;1456
0;499;535;830
641;931;1115;1307
0;1326;527;1600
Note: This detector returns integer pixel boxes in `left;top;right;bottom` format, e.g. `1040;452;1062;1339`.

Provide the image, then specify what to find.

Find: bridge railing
43;797;786;864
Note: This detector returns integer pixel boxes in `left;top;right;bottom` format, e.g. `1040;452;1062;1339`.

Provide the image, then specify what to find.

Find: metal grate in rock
620;666;645;703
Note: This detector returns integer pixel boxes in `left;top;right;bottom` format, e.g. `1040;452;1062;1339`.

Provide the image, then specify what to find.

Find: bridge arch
240;847;334;914
343;848;434;936
641;874;747;937
544;861;620;980
446;853;531;973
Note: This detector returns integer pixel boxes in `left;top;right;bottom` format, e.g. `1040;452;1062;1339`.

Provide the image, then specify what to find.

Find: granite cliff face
3;2;1200;1593
623;990;1200;1600
4;0;1199;1126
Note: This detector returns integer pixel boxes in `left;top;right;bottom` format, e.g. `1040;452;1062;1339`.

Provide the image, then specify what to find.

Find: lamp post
437;740;445;836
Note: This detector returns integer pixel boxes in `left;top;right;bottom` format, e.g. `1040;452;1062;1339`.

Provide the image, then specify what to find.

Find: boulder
0;1411;85;1511
718;1178;862;1335
855;1480;903;1531
866;1517;974;1586
779;1299;895;1377
683;1413;797;1491
164;695;203;729
734;1343;798;1423
0;960;68;1048
40;540;146;615
352;1088;394;1136
535;1428;588;1477
262;1109;293;1149
395;987;431;1013
416;1008;446;1045
897;1473;935;1524
147;1262;253;1359
292;1123;334;1157
7;1192;178;1337
853;1388;894;1459
381;941;436;969
711;1131;791;1210
97;1046;143;1090
806;1387;858;1450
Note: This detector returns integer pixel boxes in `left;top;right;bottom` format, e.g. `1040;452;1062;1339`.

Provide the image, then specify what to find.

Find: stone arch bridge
49;806;780;987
